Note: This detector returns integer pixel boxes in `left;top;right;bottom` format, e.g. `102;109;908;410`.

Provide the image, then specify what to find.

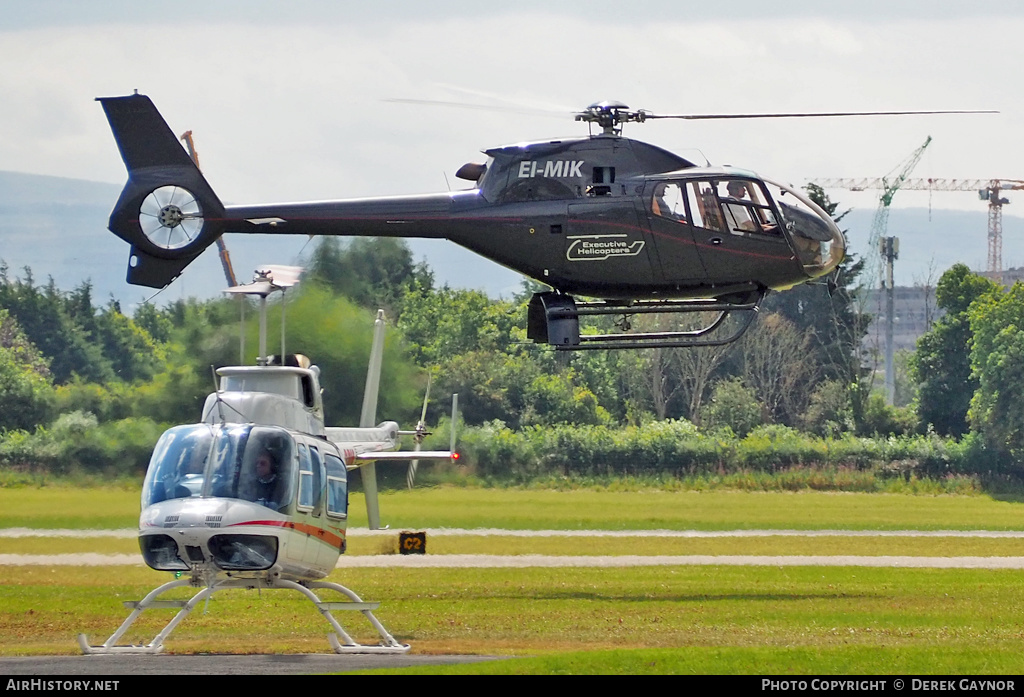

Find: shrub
700;379;763;437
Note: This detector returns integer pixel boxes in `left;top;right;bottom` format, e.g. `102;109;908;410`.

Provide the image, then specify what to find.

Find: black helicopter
97;95;979;350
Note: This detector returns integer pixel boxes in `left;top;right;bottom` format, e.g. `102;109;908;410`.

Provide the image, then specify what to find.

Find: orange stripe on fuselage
229;520;346;551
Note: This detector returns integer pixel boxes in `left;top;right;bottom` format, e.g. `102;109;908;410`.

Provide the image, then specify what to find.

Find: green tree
306;237;433;318
765;184;867;388
431;350;609;428
398;282;521;366
0;271;112;384
122;296;245;425
967;282;1024;459
738;312;821;425
700;378;763;436
94;301;164;382
263;284;422;425
132;301;174;344
0;310;54;431
912;264;998;436
0;308;50;379
801;379;854;437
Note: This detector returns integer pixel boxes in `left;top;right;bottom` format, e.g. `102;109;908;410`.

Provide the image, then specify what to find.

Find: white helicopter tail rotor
406;381;460;491
407;374;431;490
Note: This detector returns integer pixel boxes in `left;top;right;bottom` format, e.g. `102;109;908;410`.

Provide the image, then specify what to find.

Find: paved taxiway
4;528;1024;568
0;653;500;675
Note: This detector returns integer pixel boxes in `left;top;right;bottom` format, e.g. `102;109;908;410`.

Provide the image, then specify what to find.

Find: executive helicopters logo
567;234;645;262
517;160;585;178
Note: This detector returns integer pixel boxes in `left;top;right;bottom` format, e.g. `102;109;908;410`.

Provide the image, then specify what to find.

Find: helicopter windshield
762;179;845;276
142;424;296;512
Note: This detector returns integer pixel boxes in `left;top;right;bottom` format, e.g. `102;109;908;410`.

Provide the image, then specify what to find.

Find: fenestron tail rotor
139;185;205;250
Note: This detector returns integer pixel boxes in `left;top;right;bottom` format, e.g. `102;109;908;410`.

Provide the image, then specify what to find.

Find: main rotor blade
643;110;998;120
383;98;571;119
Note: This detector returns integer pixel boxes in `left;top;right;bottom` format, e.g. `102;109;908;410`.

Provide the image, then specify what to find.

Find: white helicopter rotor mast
223;270;278;365
224;266;303;365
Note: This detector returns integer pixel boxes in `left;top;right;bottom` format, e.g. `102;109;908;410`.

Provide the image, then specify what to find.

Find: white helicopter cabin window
687;179;780;237
297;443;324;513
324;452;348;519
141;425;296;512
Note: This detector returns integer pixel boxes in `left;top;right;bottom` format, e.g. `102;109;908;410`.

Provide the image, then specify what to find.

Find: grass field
4;485;1024;531
2;484;1023;674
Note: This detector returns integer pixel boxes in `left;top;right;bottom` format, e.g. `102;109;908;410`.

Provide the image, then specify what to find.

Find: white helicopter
78;267;456;655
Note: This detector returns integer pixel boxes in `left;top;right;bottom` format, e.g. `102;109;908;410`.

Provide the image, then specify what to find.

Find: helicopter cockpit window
142;425;214;506
762;178;845;274
142;424;297;511
685;180;780;237
235;427;296;512
686;182;724;233
651;183;688;222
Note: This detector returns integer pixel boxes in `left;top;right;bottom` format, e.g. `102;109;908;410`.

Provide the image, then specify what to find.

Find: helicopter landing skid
78;576;409;655
528;291;766;351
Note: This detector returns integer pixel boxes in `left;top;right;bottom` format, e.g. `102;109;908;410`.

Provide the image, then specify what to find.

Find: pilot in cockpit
254;449;281;510
723;180;758;232
652;183;687;223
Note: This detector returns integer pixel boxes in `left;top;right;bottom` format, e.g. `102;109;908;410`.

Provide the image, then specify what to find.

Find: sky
2;1;1023;294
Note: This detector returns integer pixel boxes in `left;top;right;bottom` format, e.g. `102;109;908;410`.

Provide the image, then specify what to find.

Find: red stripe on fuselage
229;520;346;550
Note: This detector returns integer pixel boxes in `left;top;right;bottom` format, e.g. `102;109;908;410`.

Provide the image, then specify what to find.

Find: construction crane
817;137;932;405
179;130;238;287
848;137;932;286
815;175;1024;276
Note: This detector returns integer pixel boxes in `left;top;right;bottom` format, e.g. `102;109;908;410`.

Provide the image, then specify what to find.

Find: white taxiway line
349;528;1024;538
333;554;1024;569
5;528;1024;538
5;529;1024;568
2;553;1024;569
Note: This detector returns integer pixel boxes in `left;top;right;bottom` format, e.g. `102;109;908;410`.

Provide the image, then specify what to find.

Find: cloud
0;9;1019;211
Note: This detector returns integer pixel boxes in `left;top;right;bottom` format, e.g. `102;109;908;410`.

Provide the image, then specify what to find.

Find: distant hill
1;170;1018;310
839;206;1024;288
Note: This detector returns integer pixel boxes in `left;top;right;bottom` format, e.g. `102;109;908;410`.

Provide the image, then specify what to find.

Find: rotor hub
575;101;647;135
157;204;185;228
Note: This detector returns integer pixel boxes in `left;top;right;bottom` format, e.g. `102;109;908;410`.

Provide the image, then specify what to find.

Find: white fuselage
137;358;392;582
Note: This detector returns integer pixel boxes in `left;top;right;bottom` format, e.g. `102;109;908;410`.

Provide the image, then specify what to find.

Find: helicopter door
562;200;656;293
306;444;331;567
288;442;314;567
684;179;797;287
646;182;708;286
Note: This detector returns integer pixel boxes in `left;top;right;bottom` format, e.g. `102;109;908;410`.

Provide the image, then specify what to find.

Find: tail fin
97;94;226;288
